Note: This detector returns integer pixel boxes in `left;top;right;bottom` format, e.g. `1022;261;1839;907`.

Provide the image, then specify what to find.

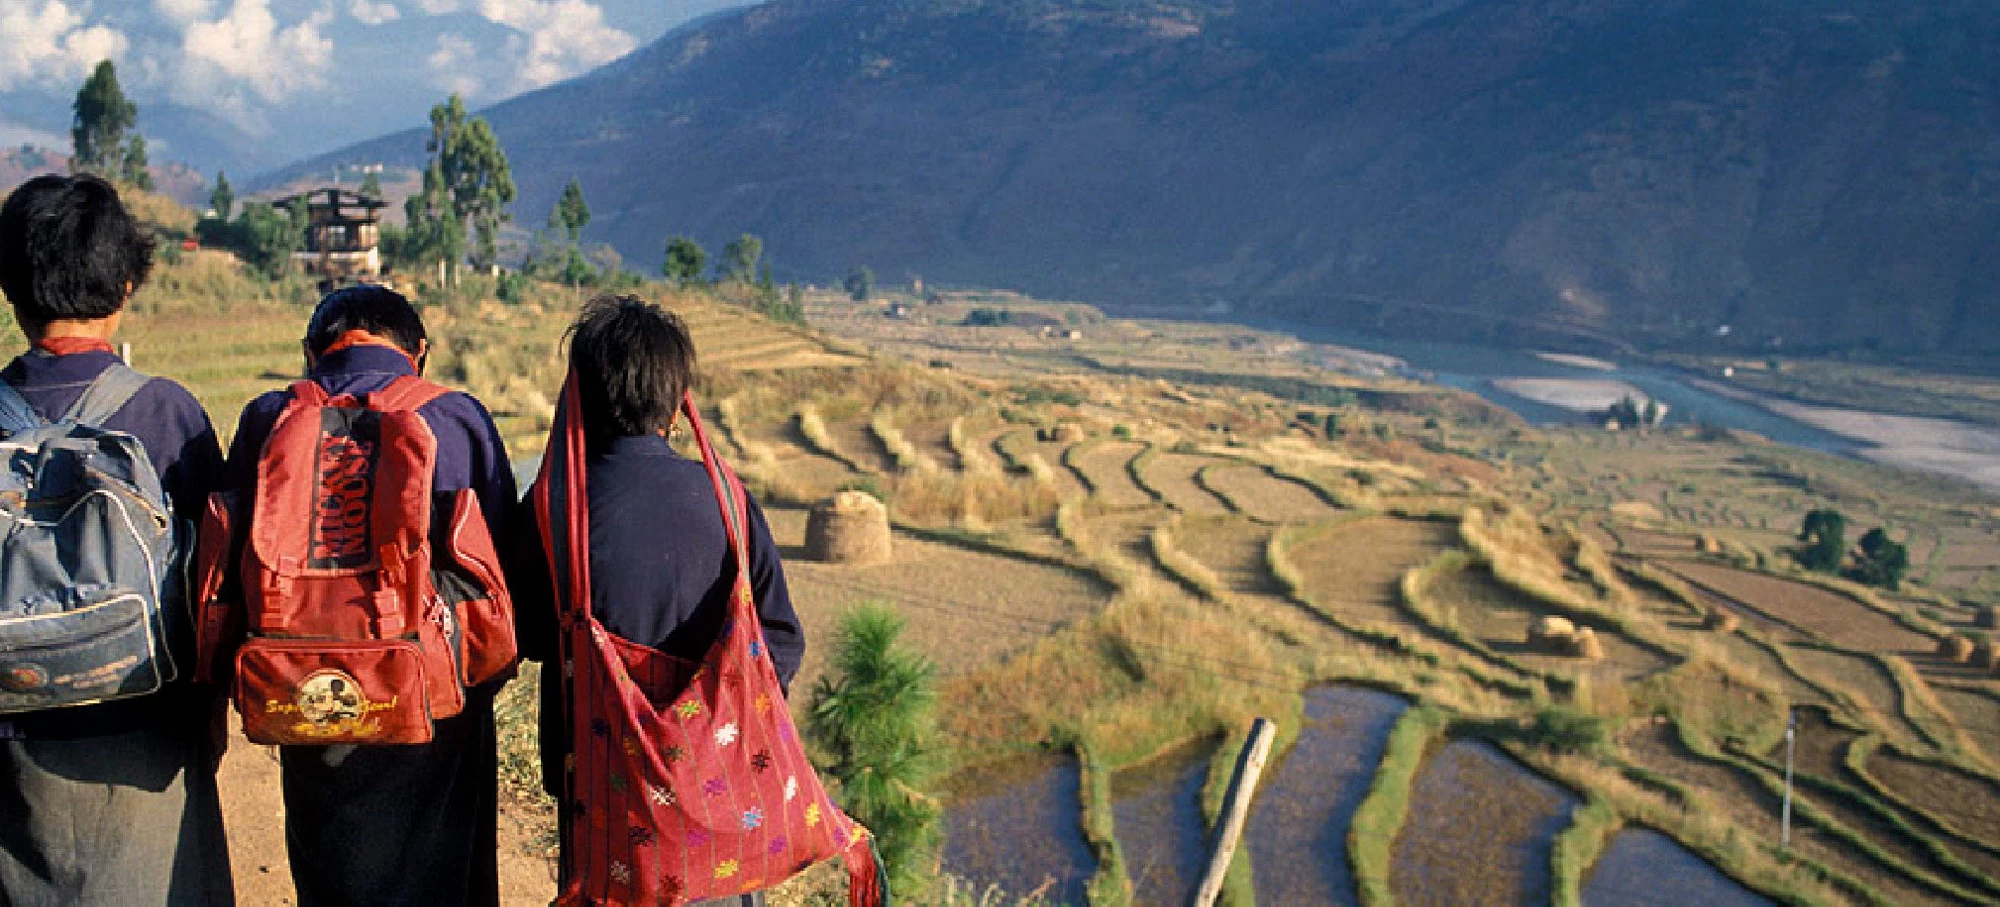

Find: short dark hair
567;295;697;443
305;284;426;357
0;174;154;324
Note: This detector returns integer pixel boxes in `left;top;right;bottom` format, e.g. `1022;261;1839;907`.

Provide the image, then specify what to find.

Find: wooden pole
1191;717;1277;907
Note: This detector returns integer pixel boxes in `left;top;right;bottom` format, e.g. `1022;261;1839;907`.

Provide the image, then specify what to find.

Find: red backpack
194;375;517;745
531;375;886;906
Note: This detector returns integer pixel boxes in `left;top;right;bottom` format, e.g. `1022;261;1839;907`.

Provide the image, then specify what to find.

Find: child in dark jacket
0;174;233;905
223;285;515;907
505;295;806;905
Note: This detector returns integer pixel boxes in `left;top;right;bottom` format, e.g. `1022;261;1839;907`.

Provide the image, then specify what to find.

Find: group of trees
1795;508;1910;590
388;94;516;279
70;61;152;188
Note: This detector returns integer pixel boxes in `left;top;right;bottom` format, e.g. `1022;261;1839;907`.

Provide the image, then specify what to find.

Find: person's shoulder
131;374;211;421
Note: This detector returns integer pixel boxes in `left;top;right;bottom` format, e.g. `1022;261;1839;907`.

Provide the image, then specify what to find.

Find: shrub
808;605;945;897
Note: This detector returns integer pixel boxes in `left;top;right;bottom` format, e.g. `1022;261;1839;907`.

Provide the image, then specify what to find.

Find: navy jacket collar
310;344;415;380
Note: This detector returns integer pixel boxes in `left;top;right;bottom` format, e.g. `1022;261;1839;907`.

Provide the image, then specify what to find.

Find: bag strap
60;363;150;427
369;375;451;413
681;391;752;584
0;378;42;434
288;379;330;407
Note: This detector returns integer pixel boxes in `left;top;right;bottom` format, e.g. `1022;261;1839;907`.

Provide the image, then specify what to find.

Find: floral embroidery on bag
804;803;821;827
754;693;772;715
767;836;788;855
749;640;764;659
714;860;740;880
674;700;702;719
741;807;763;830
784;776;798;802
704;777;728;797
622;735;640;756
687;828;711;848
716;722;740;746
609;861;631;885
628;826;656;847
663;745;688;763
608;772;627;793
750;750;773;772
647;783;675;806
590;718;611;737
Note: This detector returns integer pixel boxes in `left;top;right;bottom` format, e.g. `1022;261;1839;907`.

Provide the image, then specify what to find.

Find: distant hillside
276;0;2000;354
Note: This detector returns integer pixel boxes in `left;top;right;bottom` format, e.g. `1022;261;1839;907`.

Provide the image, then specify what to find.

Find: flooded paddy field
1582;827;1773;907
1392;738;1577;906
1109;740;1213;905
942;756;1094;904
1245;687;1409;905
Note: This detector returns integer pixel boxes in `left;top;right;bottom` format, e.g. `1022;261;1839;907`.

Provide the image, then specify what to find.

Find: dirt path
217;717;557;906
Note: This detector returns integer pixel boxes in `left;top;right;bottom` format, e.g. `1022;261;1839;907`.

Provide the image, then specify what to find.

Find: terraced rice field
1784;646;1925;742
1247;687;1409;905
1176;515;1284;598
942;756;1094;905
1110;741;1212;906
1582;828;1774;907
763;508;1108;685
1672;564;1934;654
1068;442;1155;510
1199;464;1339;524
1290;517;1455;628
1391;739;1576;906
1140;452;1233;516
1867;751;2000;853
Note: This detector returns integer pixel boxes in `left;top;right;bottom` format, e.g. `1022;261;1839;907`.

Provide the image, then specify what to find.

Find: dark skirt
281;686;500;907
0;716;234;906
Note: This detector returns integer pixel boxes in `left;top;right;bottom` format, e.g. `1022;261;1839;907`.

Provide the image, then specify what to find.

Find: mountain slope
283;0;2000;353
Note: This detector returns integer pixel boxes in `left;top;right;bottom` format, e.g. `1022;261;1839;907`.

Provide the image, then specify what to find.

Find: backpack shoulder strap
0;378;42;434
289;379;330;407
61;363;152;427
368;375;451;413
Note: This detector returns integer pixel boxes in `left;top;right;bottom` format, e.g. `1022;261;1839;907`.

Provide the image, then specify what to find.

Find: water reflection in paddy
1584;827;1775;907
1393;738;1577;906
1110;740;1211;905
1246;686;1410;905
942;755;1093;904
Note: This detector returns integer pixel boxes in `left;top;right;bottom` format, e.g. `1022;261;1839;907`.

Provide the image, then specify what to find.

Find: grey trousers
0;721;233;906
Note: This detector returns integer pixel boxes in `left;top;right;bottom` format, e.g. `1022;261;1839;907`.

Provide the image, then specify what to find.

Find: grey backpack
0;365;184;713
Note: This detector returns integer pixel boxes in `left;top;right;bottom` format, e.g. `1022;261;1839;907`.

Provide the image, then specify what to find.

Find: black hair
567;295;697;443
305;284;427;357
0;174;154;325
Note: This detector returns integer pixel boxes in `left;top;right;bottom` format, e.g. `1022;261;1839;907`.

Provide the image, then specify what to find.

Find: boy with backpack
0;174;233;905
215;284;517;906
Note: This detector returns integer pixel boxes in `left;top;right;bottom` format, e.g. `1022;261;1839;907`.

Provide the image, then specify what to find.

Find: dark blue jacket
0;347;225;740
506;432;805;797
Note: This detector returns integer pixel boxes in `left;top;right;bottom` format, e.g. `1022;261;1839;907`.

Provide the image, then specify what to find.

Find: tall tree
122;134;151;190
358;169;383;201
71;60;135;177
210;171;234;221
844;266;874;302
1797;509;1847;573
662;235;705;286
419;95;515;270
721;233;761;283
808;604;942;895
555;178;590;242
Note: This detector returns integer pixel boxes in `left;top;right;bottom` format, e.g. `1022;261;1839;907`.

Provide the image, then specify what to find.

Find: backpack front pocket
0;586;161;714
235;637;434;745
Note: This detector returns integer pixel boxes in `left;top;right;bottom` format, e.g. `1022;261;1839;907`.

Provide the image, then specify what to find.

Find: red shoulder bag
530;374;886;905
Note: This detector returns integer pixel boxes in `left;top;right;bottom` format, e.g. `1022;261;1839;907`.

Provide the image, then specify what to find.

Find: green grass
1347;705;1450;907
1549;796;1621;907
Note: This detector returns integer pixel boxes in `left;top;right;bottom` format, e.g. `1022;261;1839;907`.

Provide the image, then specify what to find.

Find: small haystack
1527;615;1579;655
1704;609;1741;634
1938;635;1975;664
1975;639;2000;674
1696;534;1723;555
1977;605;1998;630
805;491;892;565
1039;423;1086;443
1569;627;1608;661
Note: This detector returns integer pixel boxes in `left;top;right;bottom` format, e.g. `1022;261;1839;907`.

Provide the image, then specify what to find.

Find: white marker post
1782;710;1796;850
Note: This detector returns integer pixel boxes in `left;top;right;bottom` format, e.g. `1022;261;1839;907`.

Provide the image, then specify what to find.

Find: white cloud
0;0;129;90
426;33;482;97
153;0;211;24
411;0;456;12
348;0;398;25
475;0;635;91
171;0;334;129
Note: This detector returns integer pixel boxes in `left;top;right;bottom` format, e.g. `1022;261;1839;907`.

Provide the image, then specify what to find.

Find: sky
0;0;752;173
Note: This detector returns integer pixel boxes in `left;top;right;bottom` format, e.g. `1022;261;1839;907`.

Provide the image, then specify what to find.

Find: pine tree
844;266;874;302
210;171;235;221
808;604;942;895
556;178;590;242
721;233;762;283
359;169;383;201
71;60;135;177
122;134;151;189
416;94;515;271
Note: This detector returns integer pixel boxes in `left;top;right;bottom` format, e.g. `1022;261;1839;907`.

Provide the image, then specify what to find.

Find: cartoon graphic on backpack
195;375;517;745
0;365;186;714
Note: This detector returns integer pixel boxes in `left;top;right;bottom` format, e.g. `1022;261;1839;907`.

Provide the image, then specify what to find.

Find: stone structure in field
1977;605;1998;630
805;490;892;565
1938;635;1974;664
1570;627;1607;661
1704;609;1741;634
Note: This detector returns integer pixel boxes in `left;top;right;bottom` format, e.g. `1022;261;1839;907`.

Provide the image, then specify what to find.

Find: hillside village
75;180;2000;905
